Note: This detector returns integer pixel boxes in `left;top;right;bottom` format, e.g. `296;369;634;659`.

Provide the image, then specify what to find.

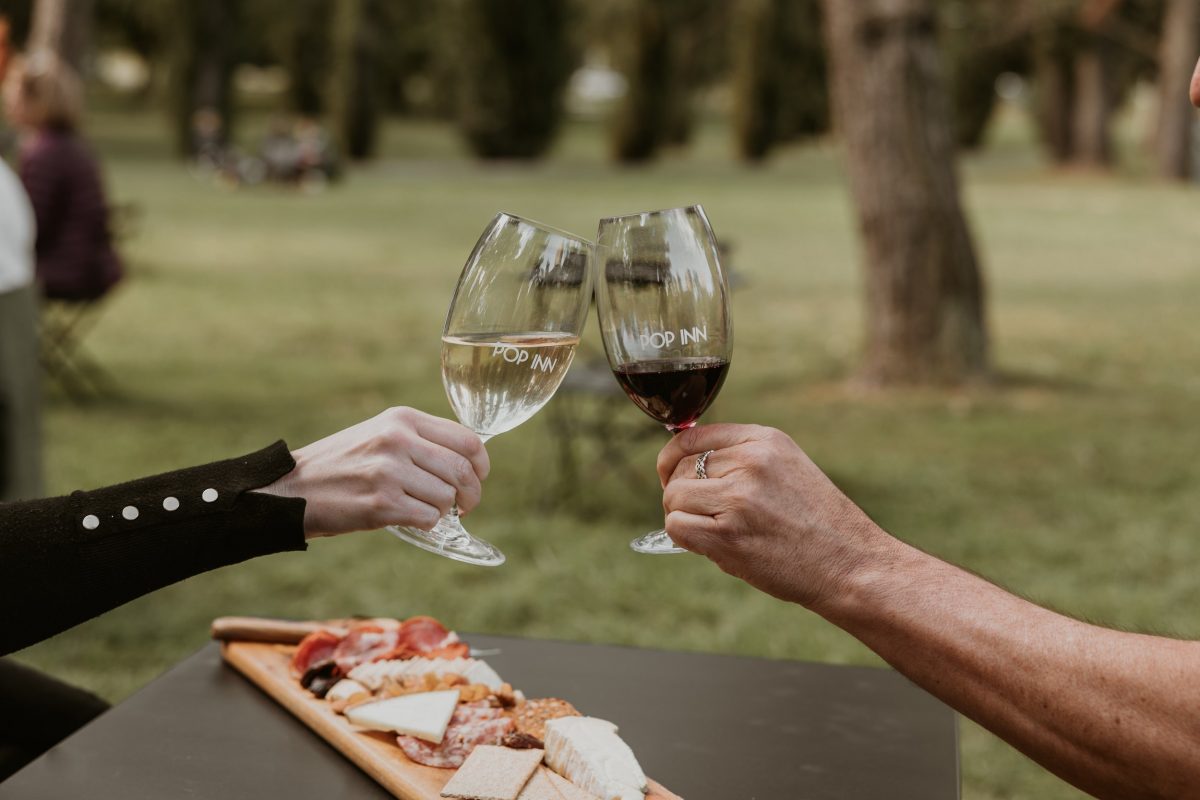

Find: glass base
630;528;687;555
387;513;505;567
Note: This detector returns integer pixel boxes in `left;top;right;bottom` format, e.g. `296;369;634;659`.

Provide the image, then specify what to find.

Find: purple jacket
19;130;122;301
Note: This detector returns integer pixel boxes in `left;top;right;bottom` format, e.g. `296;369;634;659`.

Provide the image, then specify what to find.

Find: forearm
817;532;1200;799
0;442;306;655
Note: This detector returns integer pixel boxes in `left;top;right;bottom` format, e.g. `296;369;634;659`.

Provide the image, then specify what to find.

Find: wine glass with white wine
388;213;594;566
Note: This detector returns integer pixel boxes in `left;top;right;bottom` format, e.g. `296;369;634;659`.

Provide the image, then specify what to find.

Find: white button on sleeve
202;488;219;503
122;505;139;521
82;514;100;530
163;496;180;511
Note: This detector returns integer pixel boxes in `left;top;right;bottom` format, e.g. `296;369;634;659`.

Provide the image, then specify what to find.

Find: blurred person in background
2;50;122;302
0;15;43;505
0;407;490;779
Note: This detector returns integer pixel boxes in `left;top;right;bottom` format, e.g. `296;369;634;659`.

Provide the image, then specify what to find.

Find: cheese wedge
544;717;647;800
463;659;505;691
344;689;460;743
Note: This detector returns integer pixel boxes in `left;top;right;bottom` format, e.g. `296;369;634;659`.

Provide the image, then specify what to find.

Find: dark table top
2;636;958;799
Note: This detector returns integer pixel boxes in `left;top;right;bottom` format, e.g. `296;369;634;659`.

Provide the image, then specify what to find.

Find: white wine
441;332;579;439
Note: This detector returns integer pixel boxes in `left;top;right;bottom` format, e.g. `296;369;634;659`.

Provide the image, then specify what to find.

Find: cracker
512;698;581;740
544;770;601;800
516;767;565;800
440;745;545;800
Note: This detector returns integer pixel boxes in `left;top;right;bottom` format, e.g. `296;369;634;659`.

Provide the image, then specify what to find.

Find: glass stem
433;431;491;549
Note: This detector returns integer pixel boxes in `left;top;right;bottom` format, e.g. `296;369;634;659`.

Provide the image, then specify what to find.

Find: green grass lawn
11;101;1200;800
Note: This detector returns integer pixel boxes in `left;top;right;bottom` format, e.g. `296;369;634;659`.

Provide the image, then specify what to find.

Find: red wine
613;357;730;432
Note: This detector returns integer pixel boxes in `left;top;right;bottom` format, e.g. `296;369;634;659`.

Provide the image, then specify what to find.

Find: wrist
258;449;313;536
806;507;912;623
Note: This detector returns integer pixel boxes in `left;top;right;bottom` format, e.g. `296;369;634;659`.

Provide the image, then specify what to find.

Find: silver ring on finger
695;449;715;480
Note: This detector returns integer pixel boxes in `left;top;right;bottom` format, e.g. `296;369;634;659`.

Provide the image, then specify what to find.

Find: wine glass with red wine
596;205;732;554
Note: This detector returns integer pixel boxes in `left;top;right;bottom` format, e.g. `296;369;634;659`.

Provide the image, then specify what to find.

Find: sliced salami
332;624;401;672
398;616;454;652
290;629;343;677
395;705;514;769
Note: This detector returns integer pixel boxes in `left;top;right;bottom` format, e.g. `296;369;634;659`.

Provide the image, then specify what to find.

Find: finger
668;445;744;484
670;438;770;484
394;465;458;517
664;510;723;556
388;495;443;532
1192;57;1200;107
409;438;483;511
412;412;490;480
663;477;731;517
657;424;763;487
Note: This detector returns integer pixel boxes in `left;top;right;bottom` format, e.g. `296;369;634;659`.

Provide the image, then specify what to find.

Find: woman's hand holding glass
261;407;489;539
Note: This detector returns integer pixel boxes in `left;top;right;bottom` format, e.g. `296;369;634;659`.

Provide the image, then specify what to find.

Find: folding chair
38;296;115;400
36;202;137;401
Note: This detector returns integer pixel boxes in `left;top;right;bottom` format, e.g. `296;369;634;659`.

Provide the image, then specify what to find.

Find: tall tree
731;0;827;162
261;0;332;117
1155;0;1199;179
1070;28;1118;166
609;0;675;162
453;0;574;160
605;0;727;160
662;0;728;146
1032;13;1078;163
939;0;1031;150
28;0;92;72
1030;0;1161;168
822;0;988;385
329;0;380;159
167;0;236;157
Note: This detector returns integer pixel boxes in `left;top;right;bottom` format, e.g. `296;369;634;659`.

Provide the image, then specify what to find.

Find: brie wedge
544;716;648;800
344;689;460;743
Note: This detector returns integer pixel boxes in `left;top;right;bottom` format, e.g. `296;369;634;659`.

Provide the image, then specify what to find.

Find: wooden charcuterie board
221;639;682;800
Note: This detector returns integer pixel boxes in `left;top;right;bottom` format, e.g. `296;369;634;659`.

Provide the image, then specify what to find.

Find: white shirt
0;158;34;294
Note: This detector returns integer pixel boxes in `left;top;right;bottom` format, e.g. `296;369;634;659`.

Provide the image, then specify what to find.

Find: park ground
12;96;1200;800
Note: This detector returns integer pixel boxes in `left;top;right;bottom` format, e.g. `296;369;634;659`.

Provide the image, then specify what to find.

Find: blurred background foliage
1;0;1191;172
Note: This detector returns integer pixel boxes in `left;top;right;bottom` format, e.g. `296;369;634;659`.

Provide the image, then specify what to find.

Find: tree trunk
1071;35;1116;167
28;0;92;73
453;0;574;159
168;0;236;157
610;0;675;162
1033;18;1077;164
1155;0;1199;180
822;0;988;385
329;0;380;160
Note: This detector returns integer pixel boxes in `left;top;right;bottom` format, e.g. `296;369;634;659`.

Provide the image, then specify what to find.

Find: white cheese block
462;659;505;691
344;689;460;743
544;717;647;800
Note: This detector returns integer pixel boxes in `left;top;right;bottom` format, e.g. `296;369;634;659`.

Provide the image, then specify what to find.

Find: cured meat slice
290;629;343;677
449;700;500;724
399;616;456;652
396;704;514;768
423;641;470;660
371;616;469;662
333;624;401;672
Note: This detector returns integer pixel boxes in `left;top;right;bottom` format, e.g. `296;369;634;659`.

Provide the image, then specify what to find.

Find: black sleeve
0;441;307;655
